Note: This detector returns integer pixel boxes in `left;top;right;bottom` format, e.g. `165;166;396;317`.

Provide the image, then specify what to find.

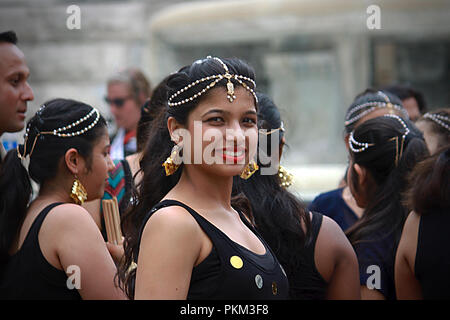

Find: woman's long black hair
118;57;258;299
0;98;107;266
404;145;450;216
232;92;311;285
345;115;429;247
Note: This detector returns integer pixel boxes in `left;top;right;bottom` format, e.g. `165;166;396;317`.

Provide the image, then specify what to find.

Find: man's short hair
380;84;427;114
0;30;18;45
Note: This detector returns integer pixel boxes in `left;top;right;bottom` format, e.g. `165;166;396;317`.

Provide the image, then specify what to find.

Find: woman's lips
219;148;245;163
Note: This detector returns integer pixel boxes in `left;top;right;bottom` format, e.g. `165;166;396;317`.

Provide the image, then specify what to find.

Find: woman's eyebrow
243;110;257;115
201;109;228;117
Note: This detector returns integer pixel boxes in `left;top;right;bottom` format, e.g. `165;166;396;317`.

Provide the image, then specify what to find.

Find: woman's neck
37;178;74;204
342;186;364;218
170;165;234;210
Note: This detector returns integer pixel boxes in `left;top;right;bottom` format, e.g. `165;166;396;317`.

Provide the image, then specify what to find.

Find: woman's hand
106;237;124;265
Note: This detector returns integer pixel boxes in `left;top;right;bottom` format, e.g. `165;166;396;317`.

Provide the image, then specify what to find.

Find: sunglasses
104;96;133;108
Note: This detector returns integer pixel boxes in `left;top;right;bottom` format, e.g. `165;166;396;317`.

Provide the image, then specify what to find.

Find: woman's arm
134;206;204;300
47;204;127;299
315;216;361;300
395;211;423;300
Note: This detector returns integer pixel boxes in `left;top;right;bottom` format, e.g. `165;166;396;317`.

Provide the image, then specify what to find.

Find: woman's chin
204;163;245;178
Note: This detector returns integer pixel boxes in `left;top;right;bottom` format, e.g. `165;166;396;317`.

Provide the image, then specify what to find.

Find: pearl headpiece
349;114;410;167
423;112;450;132
349;131;374;153
345;91;409;127
168;56;258;107
17;105;101;160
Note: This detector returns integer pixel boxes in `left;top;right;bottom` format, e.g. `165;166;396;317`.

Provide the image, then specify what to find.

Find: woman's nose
107;156;115;171
226;121;245;143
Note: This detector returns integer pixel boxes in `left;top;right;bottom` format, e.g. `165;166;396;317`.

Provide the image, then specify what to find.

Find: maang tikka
167;56;258;107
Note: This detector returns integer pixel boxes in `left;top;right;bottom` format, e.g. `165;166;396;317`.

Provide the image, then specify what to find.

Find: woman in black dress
118;57;289;299
345;114;428;299
0;99;126;299
395;146;450;299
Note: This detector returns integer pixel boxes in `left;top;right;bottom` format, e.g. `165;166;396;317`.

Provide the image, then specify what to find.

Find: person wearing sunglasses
105;68;152;160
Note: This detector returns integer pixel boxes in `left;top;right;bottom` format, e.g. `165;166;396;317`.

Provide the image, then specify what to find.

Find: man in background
0;30;34;165
105;68;151;160
381;84;427;122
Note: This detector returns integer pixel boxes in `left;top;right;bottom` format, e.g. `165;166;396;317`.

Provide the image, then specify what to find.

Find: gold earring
240;160;259;180
70;178;87;205
278;165;294;188
162;144;182;176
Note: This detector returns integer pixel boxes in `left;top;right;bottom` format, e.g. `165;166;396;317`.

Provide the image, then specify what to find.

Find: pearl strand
349;131;374;153
423;112;450;132
52;108;100;137
168;56;257;107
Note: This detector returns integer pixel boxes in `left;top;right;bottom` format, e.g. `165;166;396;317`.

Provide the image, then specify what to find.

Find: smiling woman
118;56;289;300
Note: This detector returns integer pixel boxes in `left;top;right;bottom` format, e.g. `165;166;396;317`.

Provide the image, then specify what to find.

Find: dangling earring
240;160;259;180
278;165;294;188
70;177;87;205
162;144;182;176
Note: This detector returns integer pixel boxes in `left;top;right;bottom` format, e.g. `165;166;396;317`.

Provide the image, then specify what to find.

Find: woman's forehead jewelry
17;106;101;159
423;112;450;132
345;91;409;127
168;56;258;107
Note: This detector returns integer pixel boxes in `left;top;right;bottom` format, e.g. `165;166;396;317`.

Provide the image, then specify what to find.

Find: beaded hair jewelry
168;56;258;107
17;105;101;159
259;121;285;136
385;114;410;167
349;114;410;167
348;131;375;153
345;91;409;127
423;112;450;132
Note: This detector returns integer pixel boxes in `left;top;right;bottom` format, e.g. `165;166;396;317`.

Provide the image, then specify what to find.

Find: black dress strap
137;199;235;256
23;202;65;247
308;211;323;247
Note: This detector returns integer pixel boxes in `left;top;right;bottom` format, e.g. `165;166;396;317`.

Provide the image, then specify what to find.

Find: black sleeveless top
288;212;328;299
137;199;289;300
0;203;82;300
415;210;450;299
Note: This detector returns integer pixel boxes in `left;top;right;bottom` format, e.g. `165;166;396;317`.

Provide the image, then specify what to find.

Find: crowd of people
0;30;449;300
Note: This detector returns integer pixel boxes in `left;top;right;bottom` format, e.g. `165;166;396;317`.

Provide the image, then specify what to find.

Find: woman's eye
243;117;257;125
207;117;224;123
